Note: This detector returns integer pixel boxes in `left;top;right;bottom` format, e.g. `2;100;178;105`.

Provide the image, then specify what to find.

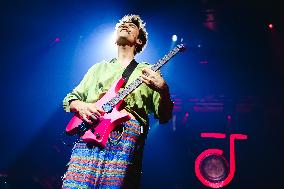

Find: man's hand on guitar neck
70;100;104;124
140;67;173;124
140;67;169;94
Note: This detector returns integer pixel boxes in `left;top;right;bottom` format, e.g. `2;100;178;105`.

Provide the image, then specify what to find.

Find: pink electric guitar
66;44;185;148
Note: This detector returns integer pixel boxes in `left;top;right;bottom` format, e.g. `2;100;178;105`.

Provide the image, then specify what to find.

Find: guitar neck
106;44;184;108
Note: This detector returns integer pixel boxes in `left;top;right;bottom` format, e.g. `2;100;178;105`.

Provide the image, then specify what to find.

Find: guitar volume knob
95;133;100;139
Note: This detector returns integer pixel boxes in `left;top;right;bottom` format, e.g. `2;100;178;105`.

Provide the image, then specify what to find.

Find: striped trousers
62;120;145;189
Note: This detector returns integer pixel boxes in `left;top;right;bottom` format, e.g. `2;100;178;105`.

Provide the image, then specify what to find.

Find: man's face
116;22;140;46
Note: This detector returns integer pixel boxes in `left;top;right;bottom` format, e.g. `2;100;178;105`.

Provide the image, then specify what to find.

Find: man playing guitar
62;14;173;188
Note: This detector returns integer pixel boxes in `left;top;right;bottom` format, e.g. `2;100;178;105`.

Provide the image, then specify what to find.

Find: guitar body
65;77;131;148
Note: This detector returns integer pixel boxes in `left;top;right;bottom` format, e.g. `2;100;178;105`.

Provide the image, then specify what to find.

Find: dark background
1;0;284;188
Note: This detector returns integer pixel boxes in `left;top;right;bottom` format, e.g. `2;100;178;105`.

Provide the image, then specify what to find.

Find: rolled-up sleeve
152;90;174;123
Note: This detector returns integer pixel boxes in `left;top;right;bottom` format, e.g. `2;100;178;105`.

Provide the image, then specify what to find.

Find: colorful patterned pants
62;120;145;189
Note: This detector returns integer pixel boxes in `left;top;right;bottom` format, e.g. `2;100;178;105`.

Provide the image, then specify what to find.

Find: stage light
85;25;117;61
172;35;177;42
268;23;273;29
55;37;60;43
182;112;189;125
227;115;232;121
185;112;189;117
200;61;208;64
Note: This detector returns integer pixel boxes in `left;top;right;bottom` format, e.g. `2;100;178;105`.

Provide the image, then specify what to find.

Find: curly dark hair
116;14;148;55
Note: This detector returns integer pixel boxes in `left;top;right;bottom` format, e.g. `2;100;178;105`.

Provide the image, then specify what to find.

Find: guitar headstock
177;43;186;52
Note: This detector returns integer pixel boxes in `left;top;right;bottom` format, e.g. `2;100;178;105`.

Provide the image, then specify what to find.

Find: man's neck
117;45;135;68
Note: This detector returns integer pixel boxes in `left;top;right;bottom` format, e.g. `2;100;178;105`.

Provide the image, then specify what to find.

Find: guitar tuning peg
178;44;186;51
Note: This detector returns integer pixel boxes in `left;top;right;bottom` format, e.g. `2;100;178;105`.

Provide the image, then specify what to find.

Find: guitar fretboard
104;44;185;109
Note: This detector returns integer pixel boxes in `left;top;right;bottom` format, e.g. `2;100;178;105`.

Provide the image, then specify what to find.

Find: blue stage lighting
172;35;177;42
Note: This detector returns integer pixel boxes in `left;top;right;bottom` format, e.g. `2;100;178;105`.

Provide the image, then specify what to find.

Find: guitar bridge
78;122;90;133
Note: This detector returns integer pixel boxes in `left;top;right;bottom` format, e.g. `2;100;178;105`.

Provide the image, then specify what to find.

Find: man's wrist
69;99;81;112
159;84;170;97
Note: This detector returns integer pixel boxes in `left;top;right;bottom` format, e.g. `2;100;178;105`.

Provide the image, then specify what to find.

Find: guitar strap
121;59;139;85
120;59;145;135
